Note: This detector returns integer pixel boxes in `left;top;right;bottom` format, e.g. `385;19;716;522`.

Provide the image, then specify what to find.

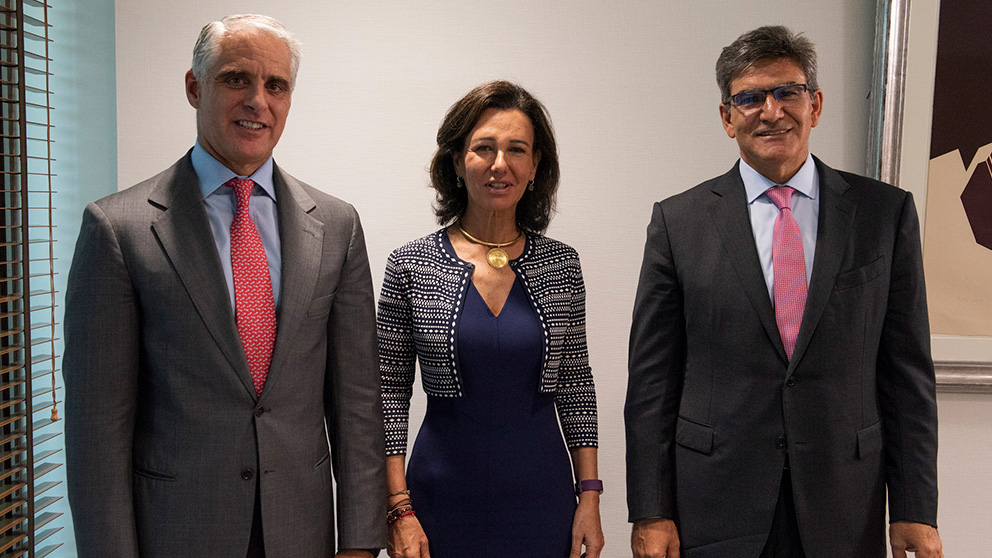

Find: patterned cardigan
377;229;599;456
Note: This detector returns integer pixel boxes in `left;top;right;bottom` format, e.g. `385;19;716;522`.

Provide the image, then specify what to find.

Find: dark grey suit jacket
625;158;938;558
63;153;387;557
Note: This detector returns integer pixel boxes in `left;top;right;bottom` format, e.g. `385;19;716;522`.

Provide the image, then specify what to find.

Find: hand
631;518;680;558
387;514;430;558
570;494;605;558
335;550;377;558
890;521;943;558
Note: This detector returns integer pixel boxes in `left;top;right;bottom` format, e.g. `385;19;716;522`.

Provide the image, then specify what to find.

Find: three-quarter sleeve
377;251;417;455
554;255;599;449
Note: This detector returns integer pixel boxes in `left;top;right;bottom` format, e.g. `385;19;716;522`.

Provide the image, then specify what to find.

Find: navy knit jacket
378;229;599;455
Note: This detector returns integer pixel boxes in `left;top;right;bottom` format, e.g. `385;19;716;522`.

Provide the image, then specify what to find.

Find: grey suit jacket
63;153;387;558
625;158;938;558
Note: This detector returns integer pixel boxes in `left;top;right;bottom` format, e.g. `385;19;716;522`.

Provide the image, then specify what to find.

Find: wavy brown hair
429;80;560;233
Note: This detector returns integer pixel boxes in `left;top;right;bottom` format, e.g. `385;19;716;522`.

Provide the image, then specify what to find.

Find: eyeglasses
725;84;811;111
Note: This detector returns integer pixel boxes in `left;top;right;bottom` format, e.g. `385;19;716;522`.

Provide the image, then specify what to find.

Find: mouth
487;182;510;191
757;128;790;137
236;120;267;131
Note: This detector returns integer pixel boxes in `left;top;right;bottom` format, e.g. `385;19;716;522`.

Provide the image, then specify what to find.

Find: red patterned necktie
766;186;807;360
226;178;277;396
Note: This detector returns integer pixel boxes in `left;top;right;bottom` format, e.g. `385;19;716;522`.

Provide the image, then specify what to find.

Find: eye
472;145;492;153
732;90;763;108
266;80;290;93
226;75;248;86
776;87;800;100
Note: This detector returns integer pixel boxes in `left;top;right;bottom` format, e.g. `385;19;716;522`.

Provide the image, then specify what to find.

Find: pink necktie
766;186;807;360
226;178;277;396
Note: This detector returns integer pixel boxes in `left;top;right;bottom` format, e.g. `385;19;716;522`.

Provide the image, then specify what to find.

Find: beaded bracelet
387;509;416;525
387;489;411;498
386;505;414;524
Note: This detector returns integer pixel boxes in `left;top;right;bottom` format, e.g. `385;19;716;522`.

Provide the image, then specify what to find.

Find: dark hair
716;25;818;104
429;80;560;233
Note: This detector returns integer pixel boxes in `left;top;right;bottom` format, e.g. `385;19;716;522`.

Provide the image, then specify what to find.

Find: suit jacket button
777;436;787;448
241;469;254;481
786;378;796;387
254;406;265;417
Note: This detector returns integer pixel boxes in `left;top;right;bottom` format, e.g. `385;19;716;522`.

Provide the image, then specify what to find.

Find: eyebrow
214;69;291;86
734;81;802;93
471;136;532;147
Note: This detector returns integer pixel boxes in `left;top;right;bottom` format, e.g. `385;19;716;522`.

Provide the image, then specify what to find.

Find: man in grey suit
63;14;386;558
625;26;942;558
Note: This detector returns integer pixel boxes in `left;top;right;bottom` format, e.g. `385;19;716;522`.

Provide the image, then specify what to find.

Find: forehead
210;29;292;77
469;108;535;139
730;58;806;90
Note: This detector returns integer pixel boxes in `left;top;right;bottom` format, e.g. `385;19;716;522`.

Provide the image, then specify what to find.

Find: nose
491;149;507;172
759;94;785;120
243;82;268;112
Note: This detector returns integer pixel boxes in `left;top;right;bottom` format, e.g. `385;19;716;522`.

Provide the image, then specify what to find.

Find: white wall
111;1;988;556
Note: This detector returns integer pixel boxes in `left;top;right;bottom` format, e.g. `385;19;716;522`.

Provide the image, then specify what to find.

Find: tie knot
765;186;795;211
225;177;255;200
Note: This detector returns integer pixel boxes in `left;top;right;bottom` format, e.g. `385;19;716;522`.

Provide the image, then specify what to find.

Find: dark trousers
247;482;265;558
759;468;807;558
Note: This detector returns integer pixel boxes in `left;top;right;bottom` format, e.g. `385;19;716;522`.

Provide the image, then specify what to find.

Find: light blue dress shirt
740;153;819;303
191;142;282;311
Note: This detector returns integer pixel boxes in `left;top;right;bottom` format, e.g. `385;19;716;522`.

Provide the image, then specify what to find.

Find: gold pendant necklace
457;225;522;269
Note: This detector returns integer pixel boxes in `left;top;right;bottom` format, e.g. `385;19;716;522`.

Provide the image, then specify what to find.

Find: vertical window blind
0;0;64;556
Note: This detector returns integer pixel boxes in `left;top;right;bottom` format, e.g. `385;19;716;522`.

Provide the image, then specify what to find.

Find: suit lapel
262;165;324;397
148;153;257;396
708;164;787;361
789;158;856;370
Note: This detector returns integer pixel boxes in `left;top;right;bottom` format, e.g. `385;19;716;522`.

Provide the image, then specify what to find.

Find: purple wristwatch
574;479;604;495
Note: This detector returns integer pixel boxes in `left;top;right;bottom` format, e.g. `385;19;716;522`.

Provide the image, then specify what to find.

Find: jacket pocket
857;421;883;459
676;416;714;455
132;464;178;482
307;293;336;318
835;256;886;291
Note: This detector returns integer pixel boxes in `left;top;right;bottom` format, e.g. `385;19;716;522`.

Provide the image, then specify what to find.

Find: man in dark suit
63;14;386;558
625;26;942;558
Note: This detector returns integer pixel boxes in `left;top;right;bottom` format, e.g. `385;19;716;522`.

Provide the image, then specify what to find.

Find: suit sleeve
323;208;388;549
625;201;686;522
63;202;141;557
554;254;599;449
377;250;417;456
876;192;939;526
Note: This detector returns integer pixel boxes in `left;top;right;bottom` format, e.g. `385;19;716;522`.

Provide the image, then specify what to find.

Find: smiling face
720;58;823;184
453;108;541;223
185;28;293;176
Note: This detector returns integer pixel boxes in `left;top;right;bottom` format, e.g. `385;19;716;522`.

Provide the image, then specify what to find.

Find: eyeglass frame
722;83;814;111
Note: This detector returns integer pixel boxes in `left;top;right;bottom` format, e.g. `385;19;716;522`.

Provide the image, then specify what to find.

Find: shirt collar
191;141;277;202
740;152;818;204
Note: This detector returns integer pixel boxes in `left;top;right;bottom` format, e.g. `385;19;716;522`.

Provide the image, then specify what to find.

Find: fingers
570;536;583;558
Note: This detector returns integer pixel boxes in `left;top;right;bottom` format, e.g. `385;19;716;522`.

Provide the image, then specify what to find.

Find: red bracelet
387;509;416;525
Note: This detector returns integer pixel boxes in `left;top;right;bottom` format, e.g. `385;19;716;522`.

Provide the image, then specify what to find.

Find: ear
531;149;542;179
809;88;824;128
185;69;201;109
452;151;465;178
719;103;736;139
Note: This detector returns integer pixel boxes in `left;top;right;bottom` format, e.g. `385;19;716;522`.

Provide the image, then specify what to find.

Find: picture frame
869;0;992;393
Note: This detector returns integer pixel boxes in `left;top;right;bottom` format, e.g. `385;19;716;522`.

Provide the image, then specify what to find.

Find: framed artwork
870;0;992;393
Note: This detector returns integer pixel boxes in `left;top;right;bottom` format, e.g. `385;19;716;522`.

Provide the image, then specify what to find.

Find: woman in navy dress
378;81;603;558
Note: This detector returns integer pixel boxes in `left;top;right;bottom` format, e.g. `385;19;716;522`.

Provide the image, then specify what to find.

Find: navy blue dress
406;266;576;557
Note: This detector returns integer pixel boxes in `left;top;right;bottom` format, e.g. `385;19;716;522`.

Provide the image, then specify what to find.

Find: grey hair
716;25;818;104
191;14;303;88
